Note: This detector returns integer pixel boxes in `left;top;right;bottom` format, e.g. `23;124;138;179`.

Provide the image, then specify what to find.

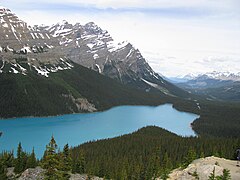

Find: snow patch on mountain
107;41;129;52
177;71;240;82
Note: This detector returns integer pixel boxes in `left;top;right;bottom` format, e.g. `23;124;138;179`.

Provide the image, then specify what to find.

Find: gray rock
18;166;45;180
166;156;240;180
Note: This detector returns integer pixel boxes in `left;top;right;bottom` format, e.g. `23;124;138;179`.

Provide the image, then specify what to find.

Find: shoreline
0;103;172;120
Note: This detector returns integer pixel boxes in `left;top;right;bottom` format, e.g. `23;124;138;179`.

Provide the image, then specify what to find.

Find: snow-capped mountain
0;6;188;97
178;71;240;82
174;71;240;101
167;73;198;83
199;71;240;81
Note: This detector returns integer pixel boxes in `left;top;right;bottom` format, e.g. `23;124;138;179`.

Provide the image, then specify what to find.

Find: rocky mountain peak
0;6;188;97
0;6;11;13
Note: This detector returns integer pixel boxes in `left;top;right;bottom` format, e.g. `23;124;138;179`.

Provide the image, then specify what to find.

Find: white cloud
3;0;240;10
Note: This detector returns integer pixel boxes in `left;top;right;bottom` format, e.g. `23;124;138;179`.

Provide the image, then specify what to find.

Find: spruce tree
26;148;37;168
72;151;85;174
221;169;231;180
183;147;197;168
163;152;172;170
42;136;62;180
208;167;216;180
14;142;24;173
0;160;7;180
1;151;14;168
215;169;231;180
60;144;72;179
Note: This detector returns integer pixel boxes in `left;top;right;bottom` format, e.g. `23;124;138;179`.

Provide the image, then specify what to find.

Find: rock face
18;167;45;180
0;6;188;98
167;156;240;180
8;166;103;180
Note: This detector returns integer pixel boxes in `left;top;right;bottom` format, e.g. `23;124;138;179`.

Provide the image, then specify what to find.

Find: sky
1;0;240;77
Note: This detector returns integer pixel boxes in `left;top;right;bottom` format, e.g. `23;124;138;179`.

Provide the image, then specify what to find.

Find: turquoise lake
0;104;199;158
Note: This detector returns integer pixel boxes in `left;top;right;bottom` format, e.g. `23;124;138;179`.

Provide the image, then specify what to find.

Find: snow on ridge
95;64;102;73
87;43;95;49
10;67;19;74
59;38;73;46
53;28;72;37
21;46;31;53
33;65;49;77
93;54;99;60
2;22;8;28
141;78;159;88
179;71;240;81
7;46;13;52
197;71;240;81
107;41;129;52
45;33;50;39
126;48;134;59
9;23;21;42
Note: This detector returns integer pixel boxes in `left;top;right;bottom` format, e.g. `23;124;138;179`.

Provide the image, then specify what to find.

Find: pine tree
42;136;62;180
0;160;7;180
60;144;72;179
191;170;199;180
14;142;25;173
160;169;169;180
163;152;172;170
208;167;216;180
221;169;231;180
72;150;85;174
183;147;197;168
1;151;14;168
215;169;231;180
26;148;37;168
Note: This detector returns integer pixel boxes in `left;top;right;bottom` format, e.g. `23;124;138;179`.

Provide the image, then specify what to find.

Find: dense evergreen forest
173;99;240;137
1;127;240;179
73;126;240;179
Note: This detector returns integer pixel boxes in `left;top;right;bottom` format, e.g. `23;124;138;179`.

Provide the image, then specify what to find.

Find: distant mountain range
0;6;189;118
169;71;240;83
171;71;240;101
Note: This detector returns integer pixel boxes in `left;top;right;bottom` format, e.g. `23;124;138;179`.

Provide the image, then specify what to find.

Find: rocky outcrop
167;156;240;180
7;166;103;180
18;167;45;180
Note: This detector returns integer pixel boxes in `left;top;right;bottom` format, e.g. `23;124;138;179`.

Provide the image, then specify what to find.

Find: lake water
0;104;199;158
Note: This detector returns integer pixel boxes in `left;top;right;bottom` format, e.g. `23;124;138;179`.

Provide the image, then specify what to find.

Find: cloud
2;0;240;18
2;0;239;9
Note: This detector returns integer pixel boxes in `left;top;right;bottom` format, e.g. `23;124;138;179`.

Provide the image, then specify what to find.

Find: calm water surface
0;104;199;157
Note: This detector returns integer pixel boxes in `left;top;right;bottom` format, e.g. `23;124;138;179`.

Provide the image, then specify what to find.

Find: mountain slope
0;60;169;118
0;6;189;99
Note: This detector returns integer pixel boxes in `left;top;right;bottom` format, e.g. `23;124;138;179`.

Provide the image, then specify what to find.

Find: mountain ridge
0;6;189;98
173;71;240;102
172;71;240;83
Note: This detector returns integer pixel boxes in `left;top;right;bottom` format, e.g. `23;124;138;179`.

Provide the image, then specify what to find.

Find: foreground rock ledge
7;166;103;180
166;156;240;180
